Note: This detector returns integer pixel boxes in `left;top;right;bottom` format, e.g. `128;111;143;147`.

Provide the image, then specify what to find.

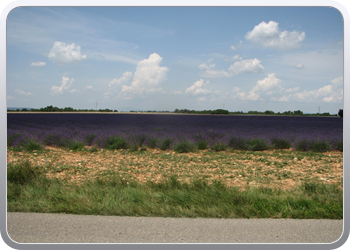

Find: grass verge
7;160;342;219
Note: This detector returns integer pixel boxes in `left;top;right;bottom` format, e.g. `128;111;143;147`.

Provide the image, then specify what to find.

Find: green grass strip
7;161;342;219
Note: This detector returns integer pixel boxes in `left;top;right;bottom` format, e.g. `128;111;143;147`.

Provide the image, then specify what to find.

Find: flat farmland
7;146;343;190
7;113;343;219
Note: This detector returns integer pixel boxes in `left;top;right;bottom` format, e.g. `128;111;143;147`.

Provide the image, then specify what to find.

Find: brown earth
7;146;343;190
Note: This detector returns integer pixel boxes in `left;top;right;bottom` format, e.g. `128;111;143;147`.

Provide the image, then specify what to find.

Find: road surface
5;212;344;244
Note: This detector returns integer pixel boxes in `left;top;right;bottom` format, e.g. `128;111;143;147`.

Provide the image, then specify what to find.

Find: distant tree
63;107;74;112
338;109;343;117
283;111;293;115
293;110;303;115
264;110;274;115
211;109;229;114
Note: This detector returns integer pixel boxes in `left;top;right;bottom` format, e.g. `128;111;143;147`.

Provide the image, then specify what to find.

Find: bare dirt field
7;146;343;190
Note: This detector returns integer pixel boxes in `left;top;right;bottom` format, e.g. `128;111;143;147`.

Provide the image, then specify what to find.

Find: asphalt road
5;212;344;244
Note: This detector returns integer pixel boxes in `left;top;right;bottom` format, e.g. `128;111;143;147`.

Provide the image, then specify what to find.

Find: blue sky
6;6;344;113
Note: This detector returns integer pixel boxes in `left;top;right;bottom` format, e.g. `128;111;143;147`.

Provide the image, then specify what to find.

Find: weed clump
271;138;291;149
68;140;85;151
104;136;129;150
174;141;196;153
197;140;208;150
246;138;270;151
336;140;343;152
295;139;310;151
146;138;158;148
295;139;331;152
7;160;44;185
23;139;43;152
228;136;247;150
210;142;227;152
85;134;97;145
160;138;172;150
310;140;331;152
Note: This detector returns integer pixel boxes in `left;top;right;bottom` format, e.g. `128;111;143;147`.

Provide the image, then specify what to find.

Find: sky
6;6;344;113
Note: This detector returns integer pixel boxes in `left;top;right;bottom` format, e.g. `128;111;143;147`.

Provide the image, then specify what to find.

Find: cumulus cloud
245;21;305;49
117;53;168;99
185;79;212;96
199;58;264;78
48;42;87;65
104;71;133;98
229;58;265;76
291;77;343;103
15;89;32;96
234;73;283;101
235;74;343;103
198;62;231;78
224;55;243;62
30;61;46;66
295;64;304;69
51;76;74;95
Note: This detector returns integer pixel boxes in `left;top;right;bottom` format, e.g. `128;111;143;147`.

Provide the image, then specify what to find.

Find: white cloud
118;53;168;99
295;64;304;69
171;90;182;95
229;58;265;76
199;58;264;78
51;76;74;95
15;89;32;96
198;59;231;78
186;79;212;96
199;69;231;78
285;87;300;93
224;55;243;62
245;21;305;49
234;73;283;101
48;42;87;65
7;95;14;100
286;77;343;103
104;71;133;98
234;74;343;104
331;76;343;87
266;76;342;103
30;61;46;66
230;41;242;51
232;87;240;92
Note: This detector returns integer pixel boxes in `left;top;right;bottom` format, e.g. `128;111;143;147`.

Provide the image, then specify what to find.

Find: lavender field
7;113;343;152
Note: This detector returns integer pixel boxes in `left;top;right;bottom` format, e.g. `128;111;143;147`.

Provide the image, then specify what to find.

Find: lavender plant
7;113;343;152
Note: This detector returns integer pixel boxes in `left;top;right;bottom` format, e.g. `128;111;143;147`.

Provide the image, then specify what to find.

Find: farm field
6;145;343;190
7;113;343;151
7;113;343;219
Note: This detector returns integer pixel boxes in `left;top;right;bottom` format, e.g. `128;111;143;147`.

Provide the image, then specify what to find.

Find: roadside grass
7;156;343;219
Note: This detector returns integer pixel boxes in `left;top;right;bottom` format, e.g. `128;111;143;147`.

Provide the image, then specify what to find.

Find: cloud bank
51;76;75;95
48;42;87;65
104;53;169;99
246;21;305;49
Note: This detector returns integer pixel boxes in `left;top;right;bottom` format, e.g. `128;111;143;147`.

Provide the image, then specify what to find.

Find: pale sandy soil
7;146;343;190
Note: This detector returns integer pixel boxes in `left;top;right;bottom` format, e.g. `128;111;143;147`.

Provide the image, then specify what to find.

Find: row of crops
7;113;343;152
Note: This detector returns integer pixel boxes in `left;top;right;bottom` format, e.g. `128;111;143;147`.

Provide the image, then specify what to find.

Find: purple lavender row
7;113;343;151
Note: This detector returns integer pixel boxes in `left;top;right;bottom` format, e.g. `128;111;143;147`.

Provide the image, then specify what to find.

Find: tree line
8;105;118;113
8;105;343;117
174;108;341;117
